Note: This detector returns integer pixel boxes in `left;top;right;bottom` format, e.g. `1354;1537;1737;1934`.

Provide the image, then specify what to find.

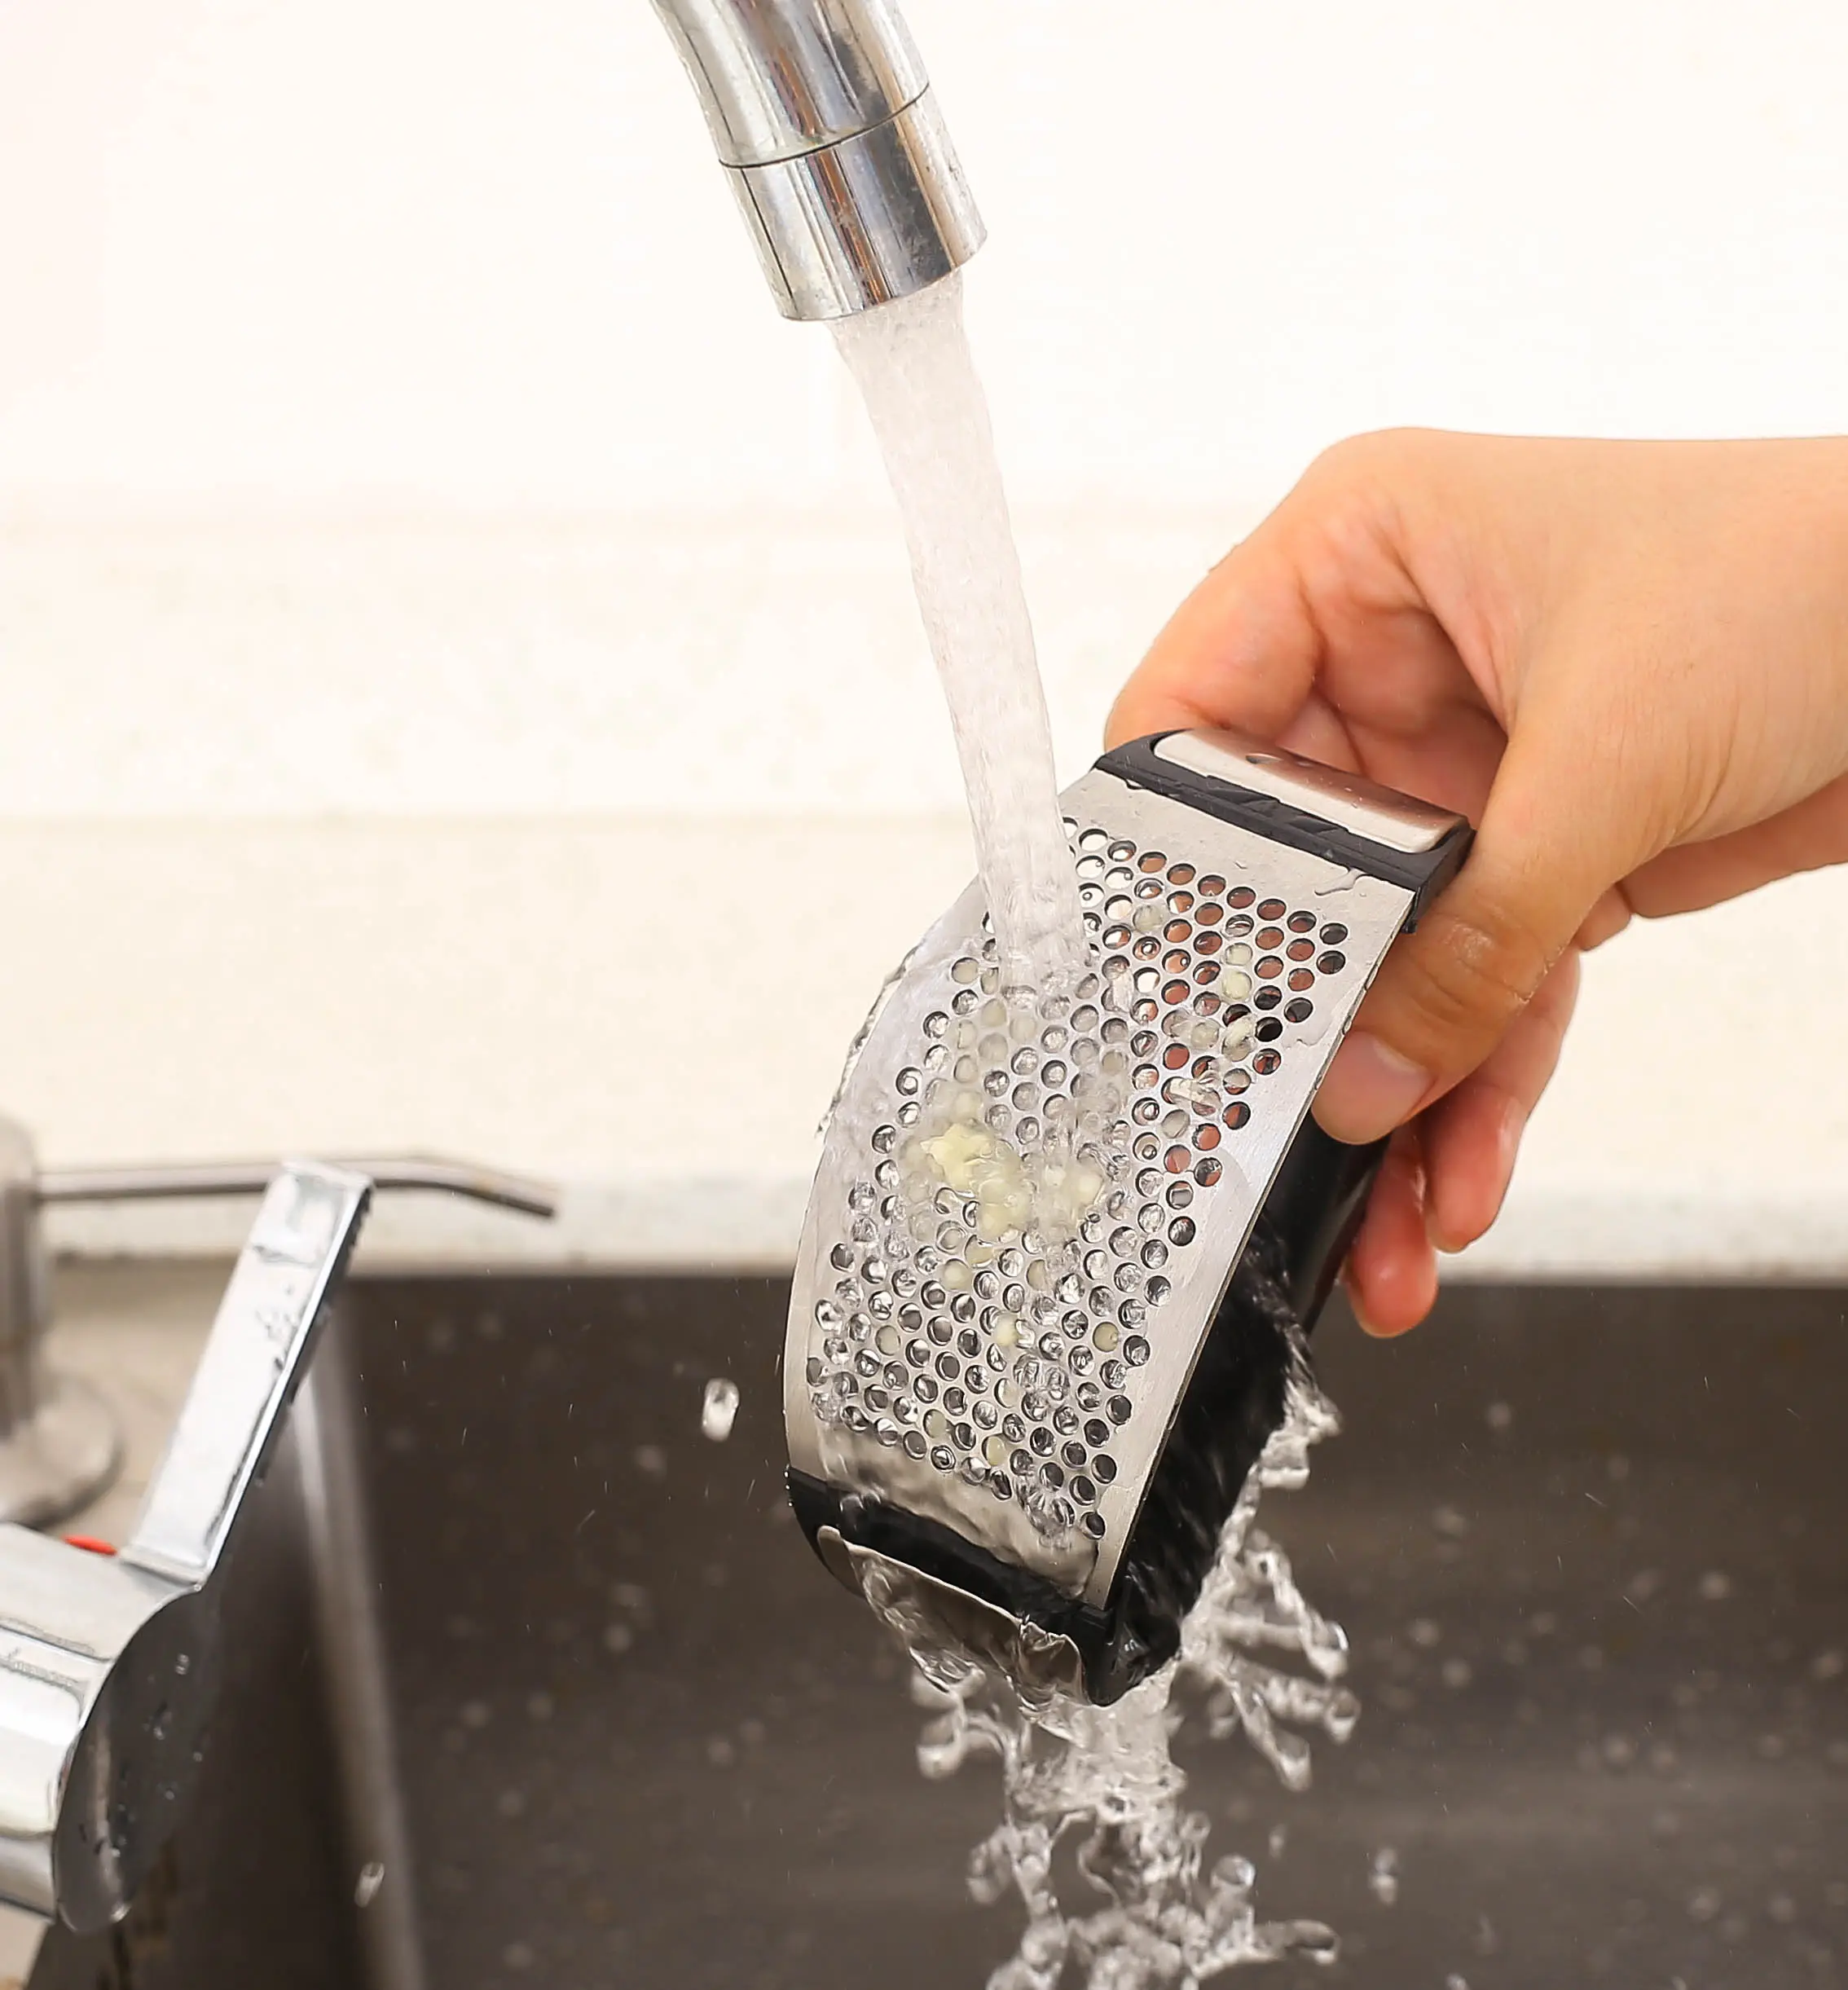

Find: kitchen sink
24;1274;1848;1989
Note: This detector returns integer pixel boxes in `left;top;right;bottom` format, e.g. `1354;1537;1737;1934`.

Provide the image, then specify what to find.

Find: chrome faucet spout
650;0;983;320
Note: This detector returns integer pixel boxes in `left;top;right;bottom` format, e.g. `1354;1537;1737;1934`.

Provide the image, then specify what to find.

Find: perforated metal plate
786;755;1421;1609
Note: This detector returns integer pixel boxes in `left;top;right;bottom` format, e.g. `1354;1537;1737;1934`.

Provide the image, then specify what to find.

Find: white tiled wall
3;0;1847;1266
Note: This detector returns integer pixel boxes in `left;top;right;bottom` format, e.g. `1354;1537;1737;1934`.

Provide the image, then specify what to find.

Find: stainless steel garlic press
784;728;1472;1705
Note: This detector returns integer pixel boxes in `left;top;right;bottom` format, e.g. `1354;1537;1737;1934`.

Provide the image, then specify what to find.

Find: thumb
1313;730;1639;1144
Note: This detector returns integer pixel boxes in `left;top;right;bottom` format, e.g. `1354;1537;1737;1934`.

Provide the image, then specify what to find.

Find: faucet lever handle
122;1162;371;1589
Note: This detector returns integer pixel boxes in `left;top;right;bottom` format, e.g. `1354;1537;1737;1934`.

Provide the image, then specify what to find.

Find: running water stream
828;276;1362;1984
869;1354;1359;1988
831;274;1088;997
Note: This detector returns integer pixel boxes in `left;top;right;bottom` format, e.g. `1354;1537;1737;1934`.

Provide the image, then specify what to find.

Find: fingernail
1347;1276;1420;1339
1492;1094;1528;1211
1314;1032;1432;1144
1346;1283;1387;1338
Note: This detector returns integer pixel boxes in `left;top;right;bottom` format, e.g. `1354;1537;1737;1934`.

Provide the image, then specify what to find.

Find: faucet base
0;1373;121;1530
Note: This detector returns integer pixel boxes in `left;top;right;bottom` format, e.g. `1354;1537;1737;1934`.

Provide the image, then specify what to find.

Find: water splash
869;1354;1357;1988
832;275;1086;996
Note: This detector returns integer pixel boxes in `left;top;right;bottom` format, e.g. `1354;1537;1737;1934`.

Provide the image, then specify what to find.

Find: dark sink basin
28;1276;1848;1989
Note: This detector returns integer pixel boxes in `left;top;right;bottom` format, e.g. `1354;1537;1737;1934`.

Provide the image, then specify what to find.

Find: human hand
1108;431;1848;1333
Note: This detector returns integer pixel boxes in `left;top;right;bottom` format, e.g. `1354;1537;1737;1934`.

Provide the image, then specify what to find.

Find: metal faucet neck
651;0;984;320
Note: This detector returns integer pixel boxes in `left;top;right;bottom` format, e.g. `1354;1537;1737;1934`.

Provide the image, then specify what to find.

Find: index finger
1106;529;1322;750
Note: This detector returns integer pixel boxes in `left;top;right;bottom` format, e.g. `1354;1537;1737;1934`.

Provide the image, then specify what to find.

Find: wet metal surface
34;1278;1848;1988
29;1429;363;1990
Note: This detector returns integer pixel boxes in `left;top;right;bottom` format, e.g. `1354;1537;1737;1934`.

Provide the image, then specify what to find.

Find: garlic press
784;729;1471;1706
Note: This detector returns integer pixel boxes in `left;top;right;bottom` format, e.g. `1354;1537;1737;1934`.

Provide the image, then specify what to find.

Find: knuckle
1394;901;1552;1049
1301;426;1431;494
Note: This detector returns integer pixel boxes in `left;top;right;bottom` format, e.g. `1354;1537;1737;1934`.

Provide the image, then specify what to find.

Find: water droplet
700;1377;741;1442
1368;1847;1400;1906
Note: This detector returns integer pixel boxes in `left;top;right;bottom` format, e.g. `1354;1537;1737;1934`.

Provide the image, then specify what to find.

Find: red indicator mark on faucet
64;1534;117;1556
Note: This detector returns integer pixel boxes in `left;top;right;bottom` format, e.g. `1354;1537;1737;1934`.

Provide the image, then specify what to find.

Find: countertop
0;815;1844;1283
